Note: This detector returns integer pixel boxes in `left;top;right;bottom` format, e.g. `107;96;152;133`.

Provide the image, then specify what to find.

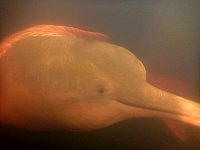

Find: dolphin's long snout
117;83;200;127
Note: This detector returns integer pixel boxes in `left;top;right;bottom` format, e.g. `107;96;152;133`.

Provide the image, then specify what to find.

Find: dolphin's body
0;25;200;131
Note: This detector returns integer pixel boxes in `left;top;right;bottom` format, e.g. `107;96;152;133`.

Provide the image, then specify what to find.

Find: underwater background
0;0;200;150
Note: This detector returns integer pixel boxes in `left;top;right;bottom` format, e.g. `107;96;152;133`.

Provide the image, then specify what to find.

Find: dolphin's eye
97;86;105;94
93;75;114;97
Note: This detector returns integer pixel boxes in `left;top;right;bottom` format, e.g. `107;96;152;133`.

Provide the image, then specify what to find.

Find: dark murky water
0;1;200;150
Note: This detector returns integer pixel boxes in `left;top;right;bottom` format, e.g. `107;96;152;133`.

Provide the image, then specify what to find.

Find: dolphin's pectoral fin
163;119;188;143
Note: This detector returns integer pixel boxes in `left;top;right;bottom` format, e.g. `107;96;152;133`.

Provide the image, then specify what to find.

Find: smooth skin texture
0;25;200;130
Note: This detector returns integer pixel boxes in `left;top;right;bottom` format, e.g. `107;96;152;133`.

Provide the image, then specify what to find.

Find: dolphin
0;25;200;132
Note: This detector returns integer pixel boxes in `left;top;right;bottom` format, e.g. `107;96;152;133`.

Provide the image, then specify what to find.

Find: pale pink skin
0;25;200;131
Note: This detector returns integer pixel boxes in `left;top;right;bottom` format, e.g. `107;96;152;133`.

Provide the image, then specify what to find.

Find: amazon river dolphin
0;25;200;134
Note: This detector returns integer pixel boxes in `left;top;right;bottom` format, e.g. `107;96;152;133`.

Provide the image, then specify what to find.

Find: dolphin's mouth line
116;99;198;120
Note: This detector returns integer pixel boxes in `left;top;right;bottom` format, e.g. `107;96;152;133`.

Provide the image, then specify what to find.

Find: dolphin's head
1;25;200;130
1;25;147;129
